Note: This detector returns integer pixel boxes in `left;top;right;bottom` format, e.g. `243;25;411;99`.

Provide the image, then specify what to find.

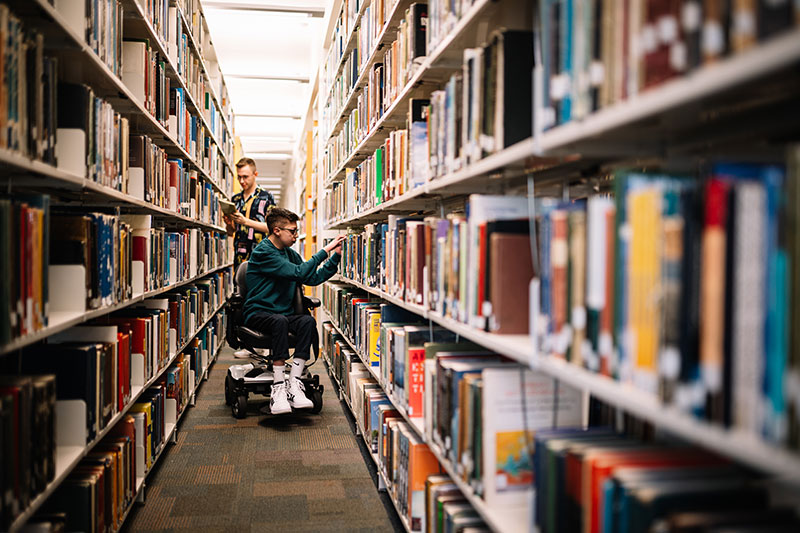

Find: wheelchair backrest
231;261;308;321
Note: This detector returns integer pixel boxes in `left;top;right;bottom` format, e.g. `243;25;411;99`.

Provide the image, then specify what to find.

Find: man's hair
267;207;299;233
236;157;257;172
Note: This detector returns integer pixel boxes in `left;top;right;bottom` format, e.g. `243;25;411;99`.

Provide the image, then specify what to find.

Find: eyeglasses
278;227;299;236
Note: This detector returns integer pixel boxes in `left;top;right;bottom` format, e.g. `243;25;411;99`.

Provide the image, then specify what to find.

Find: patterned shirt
231;186;275;265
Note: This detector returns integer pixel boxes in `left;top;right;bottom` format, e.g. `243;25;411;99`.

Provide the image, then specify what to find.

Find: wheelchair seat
226;261;321;360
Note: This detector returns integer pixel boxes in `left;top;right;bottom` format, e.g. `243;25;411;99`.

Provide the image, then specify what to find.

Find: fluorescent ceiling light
239;135;293;140
247;153;293;160
225;74;309;83
203;1;324;17
237;113;302;119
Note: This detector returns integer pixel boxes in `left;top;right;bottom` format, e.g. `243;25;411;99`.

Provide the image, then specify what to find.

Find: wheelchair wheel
310;388;323;414
224;375;233;405
232;395;248;419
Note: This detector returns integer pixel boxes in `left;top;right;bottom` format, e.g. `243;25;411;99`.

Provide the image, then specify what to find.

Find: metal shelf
8;301;229;532
0;263;233;356
321;309;518;532
175;6;235;145
111;336;225;533
18;0;228;197
122;0;233;195
536;29;800;157
0;147;226;230
323;0;495;182
327;277;800;484
322;0;370;111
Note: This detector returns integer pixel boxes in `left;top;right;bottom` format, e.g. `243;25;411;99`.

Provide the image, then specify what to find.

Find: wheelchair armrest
228;294;245;306
303;296;321;309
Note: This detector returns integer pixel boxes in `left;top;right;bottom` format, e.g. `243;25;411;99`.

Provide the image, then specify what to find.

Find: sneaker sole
270;404;292;415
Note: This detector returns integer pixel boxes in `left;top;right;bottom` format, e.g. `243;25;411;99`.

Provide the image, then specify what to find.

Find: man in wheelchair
242;207;346;414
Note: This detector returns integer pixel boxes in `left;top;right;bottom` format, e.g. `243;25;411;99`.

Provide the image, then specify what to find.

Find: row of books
0;4;231;202
322;0;363;95
0;8;58;163
0;309;226;529
324;293;800;533
426;1;480;59
328;154;800;450
86;0;123;76
326;329;496;533
539;1;800;129
163;9;226;149
0;198;230;346
329;194;536;335
323;323;446;532
0;195;49;343
535;161;800;446
321;290;584;504
130;0;233;176
424;474;491;533
56;82;131;191
427;29;533;176
0;373;55;528
176;0;208;66
322;2;428;173
326;125;408;220
52;0;231;160
534;427;800;533
322;26;533;192
55;78;229;217
323;0;425;133
122;39;216;167
34;320;221;533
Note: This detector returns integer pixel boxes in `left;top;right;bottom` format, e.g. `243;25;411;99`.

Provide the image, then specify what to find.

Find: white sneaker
287;377;314;409
270;382;291;415
233;349;252;359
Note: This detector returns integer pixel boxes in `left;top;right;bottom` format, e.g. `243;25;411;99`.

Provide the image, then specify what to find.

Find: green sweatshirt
244;238;340;321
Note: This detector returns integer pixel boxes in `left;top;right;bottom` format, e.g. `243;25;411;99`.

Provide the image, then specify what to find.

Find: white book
167;6;179;64
482;367;583;507
121;41;148;105
732;182;766;434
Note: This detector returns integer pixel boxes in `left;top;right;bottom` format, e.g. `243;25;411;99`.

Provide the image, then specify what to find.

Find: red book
586;448;725;533
406;348;426;417
476;222;488;323
117;332;131;409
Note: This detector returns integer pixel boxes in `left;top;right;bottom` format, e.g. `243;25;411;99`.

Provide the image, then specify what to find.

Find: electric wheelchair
224;261;324;418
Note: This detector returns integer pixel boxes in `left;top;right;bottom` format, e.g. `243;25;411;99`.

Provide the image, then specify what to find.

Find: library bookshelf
308;0;800;531
0;0;236;531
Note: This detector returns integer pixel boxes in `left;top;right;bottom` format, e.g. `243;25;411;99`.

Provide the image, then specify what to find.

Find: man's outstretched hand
324;234;347;256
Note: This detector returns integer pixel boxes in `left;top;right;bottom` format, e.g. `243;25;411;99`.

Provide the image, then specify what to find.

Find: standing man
244;208;346;414
224;157;276;268
225;157;276;358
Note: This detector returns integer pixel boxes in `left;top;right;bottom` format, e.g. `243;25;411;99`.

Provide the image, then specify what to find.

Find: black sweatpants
246;312;316;361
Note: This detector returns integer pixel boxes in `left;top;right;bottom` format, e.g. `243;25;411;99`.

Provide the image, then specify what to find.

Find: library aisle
122;346;401;532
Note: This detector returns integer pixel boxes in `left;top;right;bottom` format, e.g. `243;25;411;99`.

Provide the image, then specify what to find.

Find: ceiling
202;0;329;205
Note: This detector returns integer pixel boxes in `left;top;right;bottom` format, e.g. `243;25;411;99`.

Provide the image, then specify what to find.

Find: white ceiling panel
203;0;329;197
234;115;299;137
226;78;309;116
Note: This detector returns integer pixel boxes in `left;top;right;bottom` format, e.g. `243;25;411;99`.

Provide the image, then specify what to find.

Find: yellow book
369;311;381;367
130;403;153;469
628;187;661;394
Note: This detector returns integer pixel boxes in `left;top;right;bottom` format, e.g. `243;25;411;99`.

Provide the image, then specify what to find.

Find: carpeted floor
122;346;402;532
